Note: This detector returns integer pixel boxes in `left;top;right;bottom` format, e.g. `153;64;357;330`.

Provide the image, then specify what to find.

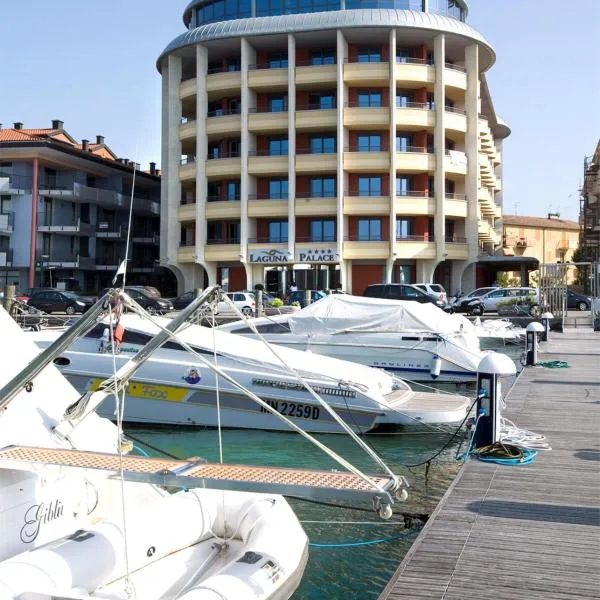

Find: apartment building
0;121;163;292
158;0;508;295
581;141;599;262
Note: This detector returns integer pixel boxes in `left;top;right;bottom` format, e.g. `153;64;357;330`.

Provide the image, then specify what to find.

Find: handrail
248;193;288;200
248;150;288;157
207;195;240;202
296;192;336;199
396;234;434;242
344;57;388;64
297;147;337;155
247;237;288;244
248;63;288;70
207;151;241;160
395;56;428;65
395;146;428;153
180;156;196;165
445;236;467;244
445;193;466;200
345;145;389;152
344;235;388;242
396;190;430;197
345;190;388;197
296;103;337;111
346;100;389;108
248;107;288;114
207;108;241;117
206;238;240;245
207;65;241;75
445;106;467;115
444;62;466;72
395;101;431;110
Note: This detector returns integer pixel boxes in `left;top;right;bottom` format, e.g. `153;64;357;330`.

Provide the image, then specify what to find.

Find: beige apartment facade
158;0;509;296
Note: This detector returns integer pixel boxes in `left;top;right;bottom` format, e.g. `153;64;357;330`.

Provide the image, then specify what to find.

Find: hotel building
158;0;509;295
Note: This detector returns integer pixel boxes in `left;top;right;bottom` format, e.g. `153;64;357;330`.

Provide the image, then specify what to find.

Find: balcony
394;193;435;216
395;60;434;86
344;105;389;129
96;222;125;239
179;157;196;181
179;119;197;141
296;106;337;130
343;236;389;260
205;200;241;220
396;149;435;173
444;107;467;133
445;150;468;176
177;244;195;263
394;234;436;259
0;172;30;194
206;70;241;95
206;154;242;178
344;60;389;86
0;249;13;267
0;212;14;234
296;63;336;87
515;237;529;248
204;238;241;261
248;109;288;133
207;112;242;137
248;153;288;176
248;65;288;90
178;202;196;222
444;64;467;90
344;195;389;216
37;215;94;235
47;253;94;269
444;194;467;218
395;103;434;129
344;148;390;172
131;231;160;245
180;77;196;100
444;237;469;259
248;195;288;218
295;195;337;216
296;151;337;173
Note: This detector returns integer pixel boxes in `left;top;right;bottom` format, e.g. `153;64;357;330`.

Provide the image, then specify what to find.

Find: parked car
479;287;540;313
414;283;447;304
16;287;56;304
123;286;173;314
217;292;256;315
363;284;450;311
28;290;94;315
172;290;198;311
451;287;500;314
567;288;592;311
286;290;327;308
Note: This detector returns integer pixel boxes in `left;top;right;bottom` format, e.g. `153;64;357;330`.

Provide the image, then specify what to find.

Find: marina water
128;343;522;599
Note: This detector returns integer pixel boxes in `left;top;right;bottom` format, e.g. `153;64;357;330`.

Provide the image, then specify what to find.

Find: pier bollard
475;353;516;447
2;285;15;313
525;322;544;366
541;312;553;342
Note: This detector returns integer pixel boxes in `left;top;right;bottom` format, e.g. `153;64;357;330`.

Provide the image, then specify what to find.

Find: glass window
228;139;241;156
357;48;382;63
357;90;382;107
396;218;413;239
268;95;288;112
357;176;382;196
208;100;224;117
310;135;336;154
357;218;381;241
396;134;413;152
268;179;288;199
310;219;336;242
207;221;222;240
396;48;415;63
308;93;335;109
213;0;225;18
268;52;288;68
268;221;289;243
227;181;240;200
395;90;414;107
357;134;381;152
310;177;336;197
310;49;335;65
208;143;221;159
268;138;288;156
396;176;413;196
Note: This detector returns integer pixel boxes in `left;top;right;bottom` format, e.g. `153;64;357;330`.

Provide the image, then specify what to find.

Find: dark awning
477;255;539;272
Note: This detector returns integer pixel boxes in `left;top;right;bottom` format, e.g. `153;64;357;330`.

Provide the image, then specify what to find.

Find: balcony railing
445;193;466;200
296;59;336;67
206;237;240;245
248;193;288;200
396;234;434;242
207;195;240;202
179;240;195;248
0;171;31;191
0;211;15;233
396;145;428;154
180;156;196;165
248;63;288;70
0;249;13;266
297;147;337;155
396;190;429;197
296;235;336;243
346;144;389;152
345;57;388;64
346;100;389;108
207;151;241;160
445;236;467;244
345;190;388;197
180;116;195;124
248;150;288;157
248;237;288;244
395;101;431;110
345;235;388;242
207;64;241;75
395;56;429;65
248;107;288;114
444;106;467;115
296;102;337;111
444;62;467;72
296;192;336;199
207;107;241;117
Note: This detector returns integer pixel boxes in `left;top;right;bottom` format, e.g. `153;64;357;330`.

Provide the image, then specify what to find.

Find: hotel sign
248;248;291;263
295;247;339;263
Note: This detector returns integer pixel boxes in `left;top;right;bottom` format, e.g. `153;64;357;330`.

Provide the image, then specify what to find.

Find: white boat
29;309;471;432
219;295;488;383
471;316;525;345
0;304;309;600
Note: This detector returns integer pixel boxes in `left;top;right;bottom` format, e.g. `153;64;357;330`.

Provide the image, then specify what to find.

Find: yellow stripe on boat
89;378;188;402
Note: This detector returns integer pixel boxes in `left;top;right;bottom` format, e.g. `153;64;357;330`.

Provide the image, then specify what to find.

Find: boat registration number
260;400;320;420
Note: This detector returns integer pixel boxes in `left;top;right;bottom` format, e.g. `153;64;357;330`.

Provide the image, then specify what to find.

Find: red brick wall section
415;45;428;62
256;178;268;196
414;173;428;195
296;91;309;108
414;131;428;151
228;266;247;291
257;94;268;112
347;88;358;106
256;136;268;154
352;264;385;296
415;87;427;105
256;219;268;242
413;216;429;239
256;51;268;67
296;176;310;196
296;133;310;153
296;48;310;65
295;217;310;242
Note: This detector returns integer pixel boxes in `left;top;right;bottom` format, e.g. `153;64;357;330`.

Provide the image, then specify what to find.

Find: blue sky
1;0;597;220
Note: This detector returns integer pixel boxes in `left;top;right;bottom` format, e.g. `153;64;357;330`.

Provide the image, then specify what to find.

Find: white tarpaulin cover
286;295;475;337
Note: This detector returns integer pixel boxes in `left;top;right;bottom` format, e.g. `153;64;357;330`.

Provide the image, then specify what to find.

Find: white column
387;28;397;283
336;30;347;290
287;34;296;263
465;43;480;265
160;54;182;272
434;33;446;266
240;38;253;279
195;46;209;278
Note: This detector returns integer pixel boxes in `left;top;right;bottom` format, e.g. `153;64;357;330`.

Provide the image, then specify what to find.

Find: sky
1;0;598;221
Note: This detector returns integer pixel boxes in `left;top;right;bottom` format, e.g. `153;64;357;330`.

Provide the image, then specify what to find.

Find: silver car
480;287;539;312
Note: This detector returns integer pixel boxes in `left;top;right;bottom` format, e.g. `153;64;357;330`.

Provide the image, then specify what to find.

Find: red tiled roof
503;215;579;231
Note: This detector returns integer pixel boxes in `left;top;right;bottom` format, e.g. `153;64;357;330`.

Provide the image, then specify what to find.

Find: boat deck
379;328;600;600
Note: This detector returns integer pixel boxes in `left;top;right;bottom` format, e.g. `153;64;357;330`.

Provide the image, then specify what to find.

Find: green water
127;344;522;599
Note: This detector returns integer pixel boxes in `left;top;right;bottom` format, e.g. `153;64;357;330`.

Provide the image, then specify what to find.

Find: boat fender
430;355;441;379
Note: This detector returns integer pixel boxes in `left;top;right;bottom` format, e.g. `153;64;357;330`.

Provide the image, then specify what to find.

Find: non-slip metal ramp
0;445;398;507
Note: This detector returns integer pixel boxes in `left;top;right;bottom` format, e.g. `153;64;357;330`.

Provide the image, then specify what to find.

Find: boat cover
286;295;475;337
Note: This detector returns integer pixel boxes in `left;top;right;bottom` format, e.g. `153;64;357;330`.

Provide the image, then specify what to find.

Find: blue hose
309;533;409;548
132;444;150;457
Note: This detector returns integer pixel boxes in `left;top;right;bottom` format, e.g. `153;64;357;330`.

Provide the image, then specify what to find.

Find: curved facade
159;0;508;295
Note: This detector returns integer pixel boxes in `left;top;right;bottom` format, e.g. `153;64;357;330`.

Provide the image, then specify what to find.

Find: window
426;93;435;110
445;139;456;151
396;218;413;239
396;48;415;63
267;52;288;68
228;139;241;156
445;179;455;195
310;177;336;198
227;222;240;242
310;49;335;65
207;222;222;241
357;218;382;241
310;219;336;242
208;143;221;159
208;100;224;117
268;220;288;243
0;195;12;212
268;94;288;112
402;285;421;298
357;134;381;152
395;90;414;107
396;176;413;196
227;181;240;200
268;138;288;156
357;48;382;63
396;134;413;152
308;92;335;109
268;179;288;199
310;135;336;154
357;90;382;108
357;176;382;196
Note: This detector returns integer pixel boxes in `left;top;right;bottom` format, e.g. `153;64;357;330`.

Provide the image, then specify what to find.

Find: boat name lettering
252;378;356;398
260;399;320;420
20;499;64;543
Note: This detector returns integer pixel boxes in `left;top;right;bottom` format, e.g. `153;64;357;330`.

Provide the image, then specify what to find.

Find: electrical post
541;312;553;342
525;322;544;366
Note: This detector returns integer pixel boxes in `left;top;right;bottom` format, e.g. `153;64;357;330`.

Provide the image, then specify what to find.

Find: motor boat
0;303;309;600
471;316;525;345
219;295;488;383
29;307;472;432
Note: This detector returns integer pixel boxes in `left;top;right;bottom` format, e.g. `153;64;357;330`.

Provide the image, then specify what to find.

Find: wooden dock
379;328;600;600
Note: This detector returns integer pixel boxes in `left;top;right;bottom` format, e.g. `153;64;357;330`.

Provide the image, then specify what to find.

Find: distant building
0;121;170;292
580;141;599;262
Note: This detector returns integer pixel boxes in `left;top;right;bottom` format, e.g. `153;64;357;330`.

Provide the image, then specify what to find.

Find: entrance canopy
477;255;539;286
